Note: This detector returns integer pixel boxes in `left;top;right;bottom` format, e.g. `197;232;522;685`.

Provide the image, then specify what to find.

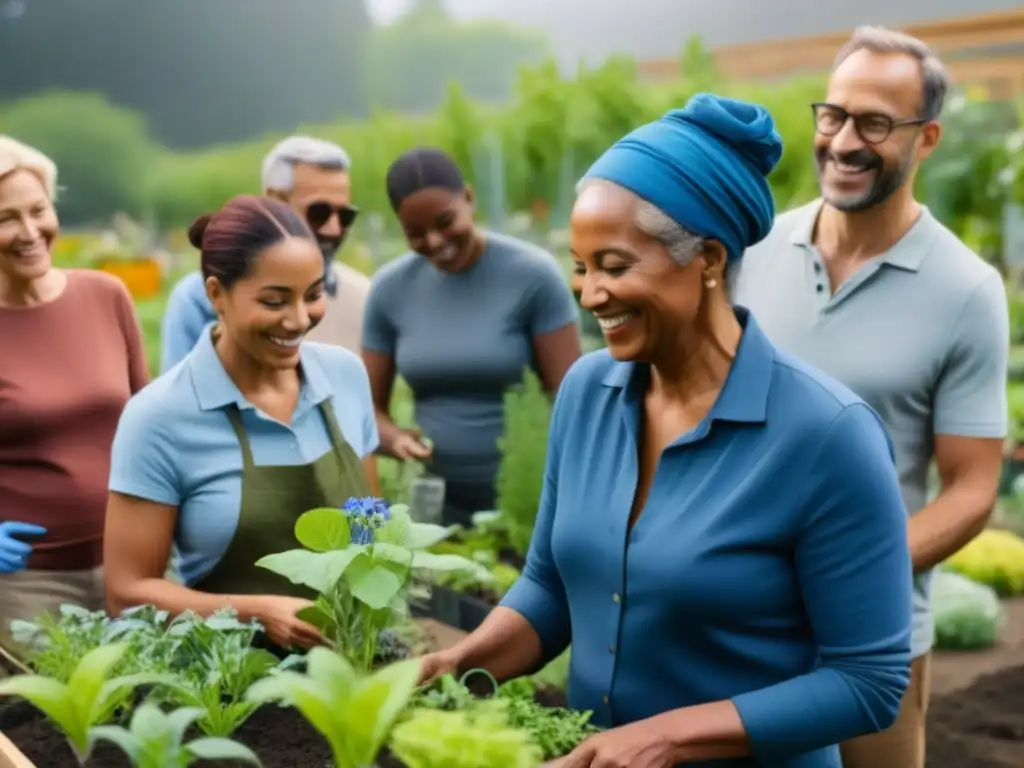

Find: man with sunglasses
734;27;1008;768
160;135;370;372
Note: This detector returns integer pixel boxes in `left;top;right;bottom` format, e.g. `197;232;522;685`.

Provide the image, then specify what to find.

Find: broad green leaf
88;725;141;762
373;542;413;567
346;559;404;610
0;675;74;731
247;673;344;758
296;507;351;552
412;551;489;575
68;643;129;714
186;737;262;763
164;706;205;744
405;522;456;550
296;605;335;634
361;659;422;746
256;547;366;593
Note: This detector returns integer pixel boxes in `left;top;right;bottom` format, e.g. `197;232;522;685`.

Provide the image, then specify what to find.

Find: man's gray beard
817;146;916;214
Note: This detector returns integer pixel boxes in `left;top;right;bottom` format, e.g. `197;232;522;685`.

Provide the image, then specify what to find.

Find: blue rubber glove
0;522;47;575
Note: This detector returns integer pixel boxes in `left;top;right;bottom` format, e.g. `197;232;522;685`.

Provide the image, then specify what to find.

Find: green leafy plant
90;703;261;767
0;643;170;763
245;648;420;768
413;669;598;761
10;604;170;684
496;369;553;555
152;611;283;736
391;700;543;768
256;498;486;670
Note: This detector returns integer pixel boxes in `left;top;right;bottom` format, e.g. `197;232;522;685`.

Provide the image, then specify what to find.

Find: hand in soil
416;648;461;685
251;595;326;649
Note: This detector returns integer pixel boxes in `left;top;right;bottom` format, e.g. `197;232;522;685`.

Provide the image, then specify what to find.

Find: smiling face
207;235;326;370
395;186;478;273
571;182;720;363
815;48;940;212
0;169;58;287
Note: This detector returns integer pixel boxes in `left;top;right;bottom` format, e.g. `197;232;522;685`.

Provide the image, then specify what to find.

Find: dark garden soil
925;664;1024;767
924;597;1024;767
0;686;570;768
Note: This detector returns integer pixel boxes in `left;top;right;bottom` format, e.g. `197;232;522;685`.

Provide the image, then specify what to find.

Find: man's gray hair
834;26;951;122
575;178;704;265
261;135;351;193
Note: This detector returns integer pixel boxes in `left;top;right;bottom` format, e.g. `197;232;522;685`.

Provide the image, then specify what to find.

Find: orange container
94;257;163;300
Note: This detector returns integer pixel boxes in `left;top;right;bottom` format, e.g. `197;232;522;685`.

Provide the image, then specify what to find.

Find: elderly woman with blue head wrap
416;95;913;768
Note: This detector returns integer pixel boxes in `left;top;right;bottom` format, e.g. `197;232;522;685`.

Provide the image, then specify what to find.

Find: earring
705;278;718;289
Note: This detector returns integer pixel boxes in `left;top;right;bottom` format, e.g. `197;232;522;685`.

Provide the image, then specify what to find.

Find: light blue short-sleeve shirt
109;326;379;586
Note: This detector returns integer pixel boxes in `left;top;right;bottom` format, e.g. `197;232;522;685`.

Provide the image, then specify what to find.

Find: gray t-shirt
734;199;1009;659
363;231;579;504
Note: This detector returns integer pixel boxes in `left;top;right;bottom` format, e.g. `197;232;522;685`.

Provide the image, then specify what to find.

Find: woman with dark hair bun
363;148;583;526
102;195;380;651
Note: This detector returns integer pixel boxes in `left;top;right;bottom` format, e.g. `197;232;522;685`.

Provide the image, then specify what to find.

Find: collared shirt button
602;694;610;705
611;592;621;604
608;645;616;655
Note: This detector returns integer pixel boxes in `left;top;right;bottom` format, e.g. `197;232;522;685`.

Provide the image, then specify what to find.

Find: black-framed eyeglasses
305;202;359;232
811;102;927;145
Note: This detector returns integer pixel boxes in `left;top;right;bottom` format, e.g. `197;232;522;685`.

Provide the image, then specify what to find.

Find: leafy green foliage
496;369;552;554
148;612;283;737
12;604;289;739
0;643;169;762
391;700;543;768
413;670;598;761
933;570;1004;652
246;648;420;768
90;704;260;768
256;501;486;670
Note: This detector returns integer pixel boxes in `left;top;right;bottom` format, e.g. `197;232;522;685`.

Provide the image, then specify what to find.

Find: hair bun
187;213;214;249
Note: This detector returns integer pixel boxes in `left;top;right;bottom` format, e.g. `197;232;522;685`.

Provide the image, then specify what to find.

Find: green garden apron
194;400;370;598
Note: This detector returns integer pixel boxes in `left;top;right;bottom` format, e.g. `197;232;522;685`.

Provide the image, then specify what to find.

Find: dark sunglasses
811;102;927;145
305;202;359;231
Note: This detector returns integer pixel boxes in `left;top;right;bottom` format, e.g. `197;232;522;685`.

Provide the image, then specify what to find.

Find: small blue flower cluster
342;496;391;545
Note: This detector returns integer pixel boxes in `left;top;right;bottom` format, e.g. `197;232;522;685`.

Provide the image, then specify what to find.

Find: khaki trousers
0;566;105;665
839;652;932;768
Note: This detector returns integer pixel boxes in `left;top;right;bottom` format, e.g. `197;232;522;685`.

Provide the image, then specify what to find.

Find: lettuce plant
245;647;419;768
0;643;171;763
256;497;486;670
90;703;260;767
390;701;543;768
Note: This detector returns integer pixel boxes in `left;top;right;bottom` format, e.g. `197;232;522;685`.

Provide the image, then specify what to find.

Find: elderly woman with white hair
160;135;370;372
0;137;149;652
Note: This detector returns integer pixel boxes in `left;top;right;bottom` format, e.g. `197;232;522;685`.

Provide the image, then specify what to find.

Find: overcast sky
365;0;1023;64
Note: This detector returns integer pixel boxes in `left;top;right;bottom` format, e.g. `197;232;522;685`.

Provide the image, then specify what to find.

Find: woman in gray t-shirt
361;147;581;525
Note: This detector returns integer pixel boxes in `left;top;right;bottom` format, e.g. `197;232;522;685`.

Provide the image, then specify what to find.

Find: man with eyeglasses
734;26;1007;768
159;135;370;372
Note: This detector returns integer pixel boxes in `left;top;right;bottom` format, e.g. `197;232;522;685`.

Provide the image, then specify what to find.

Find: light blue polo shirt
501;309;913;766
734;199;1009;659
108;326;379;586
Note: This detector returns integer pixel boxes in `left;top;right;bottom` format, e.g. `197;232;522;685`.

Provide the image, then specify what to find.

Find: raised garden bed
0;687;572;768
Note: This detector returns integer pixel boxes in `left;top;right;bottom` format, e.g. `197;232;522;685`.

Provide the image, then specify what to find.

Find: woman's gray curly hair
576;178;704;266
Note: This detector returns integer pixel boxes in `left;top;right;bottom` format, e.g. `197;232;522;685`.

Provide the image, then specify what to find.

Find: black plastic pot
426;586;495;632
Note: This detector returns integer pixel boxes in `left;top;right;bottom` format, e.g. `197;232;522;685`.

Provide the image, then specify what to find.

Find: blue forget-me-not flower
343;497;391;545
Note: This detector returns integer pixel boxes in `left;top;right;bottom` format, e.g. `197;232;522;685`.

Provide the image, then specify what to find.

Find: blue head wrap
581;93;783;262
